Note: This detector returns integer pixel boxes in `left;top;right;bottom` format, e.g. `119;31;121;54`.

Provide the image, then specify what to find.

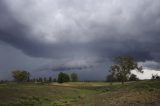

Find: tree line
1;55;148;85
12;70;78;83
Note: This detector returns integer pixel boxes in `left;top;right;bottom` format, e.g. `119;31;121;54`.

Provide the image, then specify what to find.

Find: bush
57;72;70;83
129;74;139;81
106;74;116;82
71;73;78;82
12;70;30;82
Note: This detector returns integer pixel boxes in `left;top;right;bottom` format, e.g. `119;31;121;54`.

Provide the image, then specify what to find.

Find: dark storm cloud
0;1;94;59
38;65;94;72
0;1;46;57
0;0;160;71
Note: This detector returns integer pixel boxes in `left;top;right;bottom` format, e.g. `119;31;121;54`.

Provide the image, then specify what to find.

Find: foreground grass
0;80;160;106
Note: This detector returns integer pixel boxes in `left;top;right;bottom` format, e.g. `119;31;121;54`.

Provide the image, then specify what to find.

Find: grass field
0;80;160;106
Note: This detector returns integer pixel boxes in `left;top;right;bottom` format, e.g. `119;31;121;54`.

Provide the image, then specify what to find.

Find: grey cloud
38;65;94;72
139;61;160;70
0;0;160;75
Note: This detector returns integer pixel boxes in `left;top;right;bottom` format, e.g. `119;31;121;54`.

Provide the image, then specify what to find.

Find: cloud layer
0;0;160;79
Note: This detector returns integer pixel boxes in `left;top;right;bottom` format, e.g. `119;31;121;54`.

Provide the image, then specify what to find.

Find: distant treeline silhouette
151;74;160;80
11;70;78;83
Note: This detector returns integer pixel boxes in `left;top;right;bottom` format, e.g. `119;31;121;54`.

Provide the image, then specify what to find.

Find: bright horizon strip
132;69;160;80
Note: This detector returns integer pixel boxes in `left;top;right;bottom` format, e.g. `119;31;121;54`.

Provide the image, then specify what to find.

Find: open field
0;81;160;106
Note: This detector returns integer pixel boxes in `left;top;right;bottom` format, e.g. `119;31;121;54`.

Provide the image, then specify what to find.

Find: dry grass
79;89;160;106
0;80;160;106
51;82;110;87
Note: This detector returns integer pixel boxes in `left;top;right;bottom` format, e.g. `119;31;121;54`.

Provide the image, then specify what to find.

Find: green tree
106;74;117;84
48;77;52;82
151;74;160;80
53;78;57;82
109;56;143;84
43;77;47;82
129;74;139;81
38;77;43;82
151;74;155;80
58;72;70;83
12;70;30;82
71;72;78;82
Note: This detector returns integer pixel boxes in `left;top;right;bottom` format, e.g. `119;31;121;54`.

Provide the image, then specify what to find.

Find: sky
0;0;160;80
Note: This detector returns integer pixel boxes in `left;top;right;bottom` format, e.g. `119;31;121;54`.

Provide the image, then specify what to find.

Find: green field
0;81;160;106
